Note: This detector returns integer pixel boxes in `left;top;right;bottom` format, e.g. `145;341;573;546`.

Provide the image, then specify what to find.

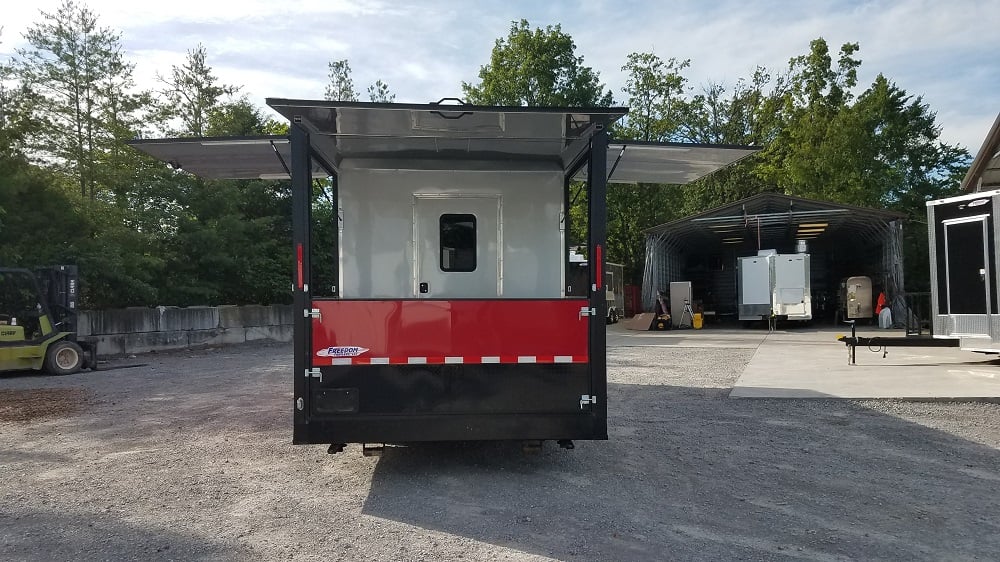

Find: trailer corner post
588;126;609;437
291;122;312;442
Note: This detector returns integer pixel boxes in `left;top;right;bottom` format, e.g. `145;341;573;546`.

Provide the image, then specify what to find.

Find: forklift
0;265;97;375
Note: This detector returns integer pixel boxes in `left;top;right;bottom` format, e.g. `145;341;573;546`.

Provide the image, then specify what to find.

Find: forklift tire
45;340;84;376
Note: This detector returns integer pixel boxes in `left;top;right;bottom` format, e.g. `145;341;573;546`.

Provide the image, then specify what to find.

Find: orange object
875;291;886;314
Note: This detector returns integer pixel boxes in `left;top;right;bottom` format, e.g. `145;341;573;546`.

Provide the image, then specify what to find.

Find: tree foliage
158;43;237;136
325;59;396;103
324;59;357;101
11;0;148;199
0;6;973;309
462;19;612;106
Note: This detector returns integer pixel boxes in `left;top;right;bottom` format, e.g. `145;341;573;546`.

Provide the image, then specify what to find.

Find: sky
2;0;998;155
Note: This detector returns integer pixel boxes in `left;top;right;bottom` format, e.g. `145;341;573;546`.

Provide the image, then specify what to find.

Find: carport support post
588;126;609;437
291;122;312;442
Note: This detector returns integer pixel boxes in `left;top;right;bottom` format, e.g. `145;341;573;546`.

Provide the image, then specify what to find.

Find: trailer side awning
128;101;758;183
575;141;759;185
129;136;328;180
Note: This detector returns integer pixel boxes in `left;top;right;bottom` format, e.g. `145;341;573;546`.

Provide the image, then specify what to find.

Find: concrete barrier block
245;324;294;343
84;307;160;335
272;305;295;326
92;334;126;358
217;305;241;329
122;330;188;355
219;304;286;328
160;306;220;332
78;310;94;336
185;328;225;348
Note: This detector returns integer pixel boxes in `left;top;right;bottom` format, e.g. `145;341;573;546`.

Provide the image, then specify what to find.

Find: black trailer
131;99;756;453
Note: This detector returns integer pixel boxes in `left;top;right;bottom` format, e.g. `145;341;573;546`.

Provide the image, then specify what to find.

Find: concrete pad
731;328;1000;399
607;323;766;349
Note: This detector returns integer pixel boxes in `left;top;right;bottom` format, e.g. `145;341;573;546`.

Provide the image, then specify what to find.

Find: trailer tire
44;340;84;376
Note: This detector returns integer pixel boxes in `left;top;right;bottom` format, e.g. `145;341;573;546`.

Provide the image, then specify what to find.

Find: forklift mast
34;265;79;335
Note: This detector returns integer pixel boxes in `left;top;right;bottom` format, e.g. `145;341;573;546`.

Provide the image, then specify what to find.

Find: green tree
367;79;395;103
605;52;695;282
756;38;862;201
325;59;396;103
619;52;690;142
462;19;612;106
11;0;147;199
205;96;287;137
325;59;358;101
158;44;237;137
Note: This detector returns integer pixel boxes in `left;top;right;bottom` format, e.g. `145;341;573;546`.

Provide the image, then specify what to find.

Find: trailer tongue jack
837;321;959;365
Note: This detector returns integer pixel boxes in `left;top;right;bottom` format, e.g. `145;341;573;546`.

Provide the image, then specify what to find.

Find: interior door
944;217;990;316
414;195;501;298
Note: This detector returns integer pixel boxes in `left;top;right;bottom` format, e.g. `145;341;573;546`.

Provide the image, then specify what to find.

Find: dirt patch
0;387;91;422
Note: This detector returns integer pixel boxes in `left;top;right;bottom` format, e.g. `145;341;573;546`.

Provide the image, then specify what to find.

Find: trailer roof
962;112;1000;192
129;99;757;183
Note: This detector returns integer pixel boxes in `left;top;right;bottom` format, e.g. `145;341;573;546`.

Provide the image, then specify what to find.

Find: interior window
440;214;476;272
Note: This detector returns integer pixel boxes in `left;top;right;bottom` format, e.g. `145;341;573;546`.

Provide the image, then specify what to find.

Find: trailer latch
306;368;322;382
305;308;322;320
580;394;597;408
579;306;596;318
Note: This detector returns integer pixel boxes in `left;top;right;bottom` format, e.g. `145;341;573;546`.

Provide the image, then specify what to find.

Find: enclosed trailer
772;252;812;321
738;250;812;322
738;253;774;321
842;275;873;320
131;99;756;451
927;189;1000;351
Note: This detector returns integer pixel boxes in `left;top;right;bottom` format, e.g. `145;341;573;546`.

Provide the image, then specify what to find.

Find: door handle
419;282;429;294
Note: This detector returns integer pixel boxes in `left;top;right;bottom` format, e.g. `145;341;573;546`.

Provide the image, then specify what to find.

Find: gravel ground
1;340;999;561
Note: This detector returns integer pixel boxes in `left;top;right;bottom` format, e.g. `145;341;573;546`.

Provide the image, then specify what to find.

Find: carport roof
963;112;1000;192
644;192;904;246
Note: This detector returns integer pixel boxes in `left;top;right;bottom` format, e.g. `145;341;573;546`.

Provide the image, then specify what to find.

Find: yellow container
692;313;703;329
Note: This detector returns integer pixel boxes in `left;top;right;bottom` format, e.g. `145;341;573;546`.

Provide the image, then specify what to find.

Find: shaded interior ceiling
645;192;903;252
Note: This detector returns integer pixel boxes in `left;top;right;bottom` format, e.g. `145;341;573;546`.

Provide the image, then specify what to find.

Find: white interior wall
338;162;565;298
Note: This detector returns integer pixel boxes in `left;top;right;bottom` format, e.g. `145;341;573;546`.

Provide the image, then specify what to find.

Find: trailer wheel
44;340;84;376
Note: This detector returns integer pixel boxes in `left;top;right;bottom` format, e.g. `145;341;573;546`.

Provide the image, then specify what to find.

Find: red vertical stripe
595;244;603;289
296;243;304;290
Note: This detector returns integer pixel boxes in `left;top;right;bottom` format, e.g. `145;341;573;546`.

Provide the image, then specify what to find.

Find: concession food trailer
131;99;756;453
926;113;1000;352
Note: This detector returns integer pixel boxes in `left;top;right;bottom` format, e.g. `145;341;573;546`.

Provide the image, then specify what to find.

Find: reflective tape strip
320;355;589;365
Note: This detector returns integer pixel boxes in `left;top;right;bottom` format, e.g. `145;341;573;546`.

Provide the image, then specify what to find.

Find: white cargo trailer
738;250;812;323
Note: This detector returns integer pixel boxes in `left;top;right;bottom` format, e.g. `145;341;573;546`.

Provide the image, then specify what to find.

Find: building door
414;195;501;298
944;216;990;332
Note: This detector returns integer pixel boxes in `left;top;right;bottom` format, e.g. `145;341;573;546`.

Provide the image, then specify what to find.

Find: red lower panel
311;300;590;366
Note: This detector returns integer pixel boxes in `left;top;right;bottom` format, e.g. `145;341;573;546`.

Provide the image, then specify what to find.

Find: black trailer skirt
295;363;605;444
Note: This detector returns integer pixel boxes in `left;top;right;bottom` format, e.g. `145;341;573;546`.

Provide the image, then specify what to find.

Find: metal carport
642;192;905;323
